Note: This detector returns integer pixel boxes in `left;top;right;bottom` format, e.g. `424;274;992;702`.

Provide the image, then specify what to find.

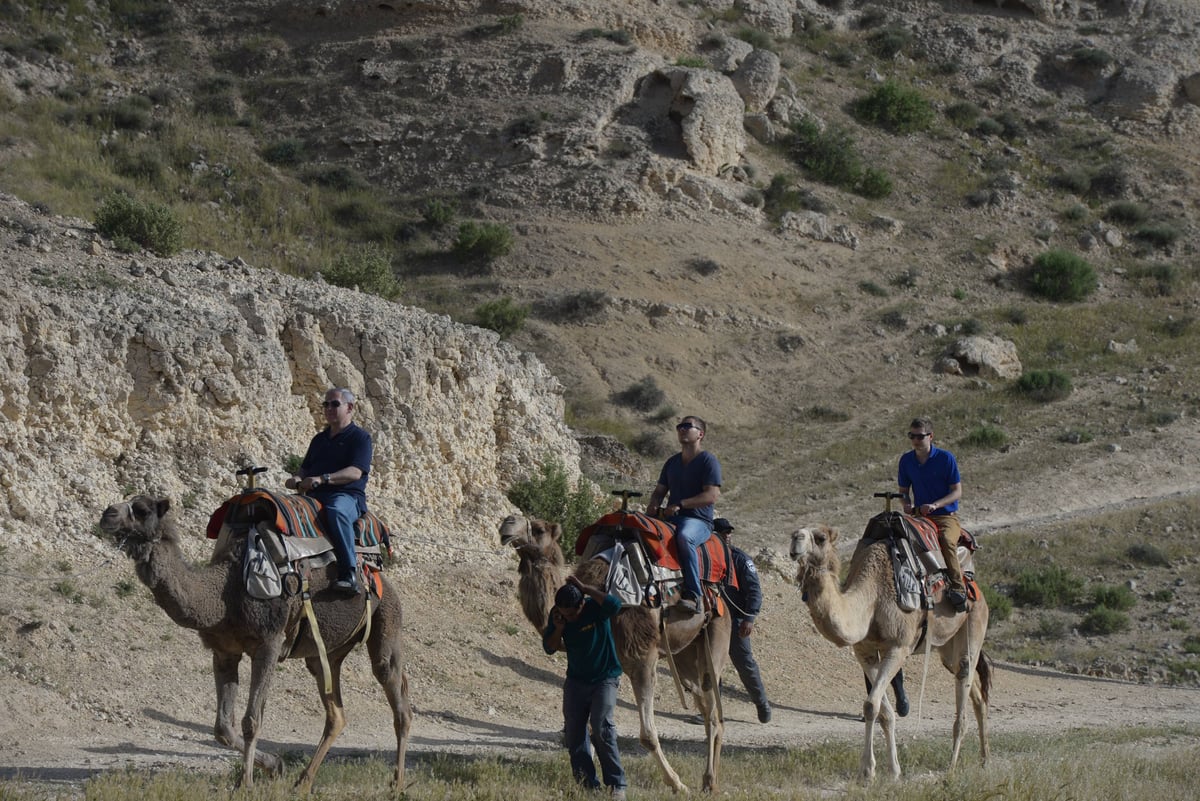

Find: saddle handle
873;491;907;512
611;489;642;512
237;465;269;489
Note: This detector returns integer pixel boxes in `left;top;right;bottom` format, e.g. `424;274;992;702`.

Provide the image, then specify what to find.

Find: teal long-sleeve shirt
543;594;623;684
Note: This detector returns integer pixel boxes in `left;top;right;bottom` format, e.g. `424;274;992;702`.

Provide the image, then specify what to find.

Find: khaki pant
931;513;966;594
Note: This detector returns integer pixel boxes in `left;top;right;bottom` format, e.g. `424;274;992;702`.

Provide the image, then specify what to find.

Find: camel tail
975;650;993;705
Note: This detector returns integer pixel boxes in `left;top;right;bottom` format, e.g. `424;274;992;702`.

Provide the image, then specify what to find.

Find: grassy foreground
2;726;1197;801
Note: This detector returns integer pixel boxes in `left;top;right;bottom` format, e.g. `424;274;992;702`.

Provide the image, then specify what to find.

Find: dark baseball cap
713;518;734;533
555;583;584;608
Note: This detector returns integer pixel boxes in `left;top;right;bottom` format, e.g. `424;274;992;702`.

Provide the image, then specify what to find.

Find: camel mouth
497;514;527;547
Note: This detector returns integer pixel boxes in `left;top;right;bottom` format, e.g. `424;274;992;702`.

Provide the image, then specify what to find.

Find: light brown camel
790;524;991;780
97;495;412;793
499;514;732;793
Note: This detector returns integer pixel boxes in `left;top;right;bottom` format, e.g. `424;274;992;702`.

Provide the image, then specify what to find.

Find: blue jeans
671;515;713;600
562;675;625;791
729;620;768;707
321;493;359;580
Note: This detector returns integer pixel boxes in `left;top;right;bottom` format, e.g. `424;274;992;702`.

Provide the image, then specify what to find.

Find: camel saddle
577;510;734;609
207;489;390;552
861;511;979;612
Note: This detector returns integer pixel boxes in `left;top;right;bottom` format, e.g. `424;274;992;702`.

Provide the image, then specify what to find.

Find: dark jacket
725;545;762;623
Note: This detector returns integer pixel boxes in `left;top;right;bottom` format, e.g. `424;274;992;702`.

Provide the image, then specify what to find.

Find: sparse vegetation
960;423;1007;449
1016;369;1073;402
474;297;529;338
852;81;935;134
454;222;514;260
94;192;183;256
505;457;607;557
788;117;892;198
1012;564;1084;607
613;376;666;413
322;244;401;300
1028;250;1097;302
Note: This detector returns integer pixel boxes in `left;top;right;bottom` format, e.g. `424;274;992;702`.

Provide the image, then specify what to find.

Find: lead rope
300;575;334;694
659;601;690;709
701;620;724;724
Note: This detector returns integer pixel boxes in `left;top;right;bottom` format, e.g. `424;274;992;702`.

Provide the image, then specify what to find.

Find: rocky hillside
0;193;578;561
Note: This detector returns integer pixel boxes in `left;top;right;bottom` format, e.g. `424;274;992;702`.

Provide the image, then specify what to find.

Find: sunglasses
676;422;700;431
907;432;930;440
321;400;343;409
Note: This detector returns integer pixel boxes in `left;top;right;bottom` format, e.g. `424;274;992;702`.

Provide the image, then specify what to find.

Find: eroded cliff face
0;194;578;561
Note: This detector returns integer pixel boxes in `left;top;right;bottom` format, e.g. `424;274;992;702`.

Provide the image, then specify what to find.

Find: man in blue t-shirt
543;576;627;800
898;416;967;612
646;415;722;616
285;387;373;594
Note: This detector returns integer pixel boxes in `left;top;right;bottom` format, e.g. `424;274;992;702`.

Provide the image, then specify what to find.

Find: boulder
731;49;782;112
941;336;1022;379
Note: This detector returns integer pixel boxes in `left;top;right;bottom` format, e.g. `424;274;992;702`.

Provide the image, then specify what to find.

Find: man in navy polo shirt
286;387;372;594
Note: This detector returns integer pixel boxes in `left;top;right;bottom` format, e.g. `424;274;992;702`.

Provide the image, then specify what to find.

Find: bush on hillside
789;116;863;189
1016;369;1073;403
1028;250;1097;302
323;244;401;300
852;81;935;134
1079;605;1129;635
1012;564;1084;607
960;423;1007;449
613;376;666;413
262;138;305;166
1091;584;1137;612
474;297;529;338
94;192;183;256
454;222;513;260
506;458;608;558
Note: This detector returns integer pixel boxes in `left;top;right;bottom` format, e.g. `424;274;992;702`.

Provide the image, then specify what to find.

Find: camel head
499;514;566;571
790;524;839;583
98;495;175;556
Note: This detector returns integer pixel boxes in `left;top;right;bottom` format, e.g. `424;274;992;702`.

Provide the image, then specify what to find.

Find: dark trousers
864;669;907;701
729;620;768;707
562;675;625;791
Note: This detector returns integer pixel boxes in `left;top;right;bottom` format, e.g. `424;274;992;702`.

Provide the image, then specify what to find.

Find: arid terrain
2;0;1200;791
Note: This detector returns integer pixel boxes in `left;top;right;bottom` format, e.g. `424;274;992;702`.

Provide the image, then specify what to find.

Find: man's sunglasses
676;422;700;431
907;432;930;440
321;400;343;409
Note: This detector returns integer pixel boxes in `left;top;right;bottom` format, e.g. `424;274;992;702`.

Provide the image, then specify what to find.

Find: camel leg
240;640;284;788
970;676;989;765
366;608;413;791
697;683;724;793
860;652;905;780
946;651;975;770
296;652;349;793
626;656;686;792
212;651;282;779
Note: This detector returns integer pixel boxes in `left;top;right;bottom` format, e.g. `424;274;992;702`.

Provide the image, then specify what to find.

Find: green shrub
539;289;610;321
981;585;1012;622
802;405;850;422
1060;203;1088;223
631;430;670;457
302;164;368;191
262;138;305;165
688;257;721;276
1104;201;1149;225
323;244;401;300
1029;249;1097;302
945;101;980;129
1051;168;1093;194
1129;262;1182;297
576;28;632;45
867;26;911;59
1183;635;1200;655
858;281;888;297
733;28;774;50
789;117;863;190
613;376;666;413
1079;605;1129;635
1089;164;1129;198
975;117;1005;138
454;222;514;260
1126;542;1170;567
109;95;154;130
474;297;529;338
94;192;183;256
506;458;608;557
1016;369;1073;402
675;56;708;68
960;423;1007;449
1012;564;1084;607
283;454;304;475
1070;47;1114;69
1058;428;1094;444
852;81;935;134
762;174;831;221
420;198;457;228
1161;315;1193;338
858;167;893;199
1133;223;1181;249
1091;584;1136;612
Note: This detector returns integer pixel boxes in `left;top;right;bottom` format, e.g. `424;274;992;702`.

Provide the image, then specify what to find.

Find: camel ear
826;526;838;544
157;498;171;517
549;522;562;542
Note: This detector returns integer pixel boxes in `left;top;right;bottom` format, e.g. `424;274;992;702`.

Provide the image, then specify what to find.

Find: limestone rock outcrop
0;194;579;562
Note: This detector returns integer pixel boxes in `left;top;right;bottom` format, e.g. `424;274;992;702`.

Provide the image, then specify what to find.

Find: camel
97;495;412;793
790;523;991;780
499;514;732;793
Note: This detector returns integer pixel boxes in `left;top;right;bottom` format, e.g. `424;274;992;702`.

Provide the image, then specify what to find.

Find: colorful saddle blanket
862;510;977;553
578;510;730;585
206;489;390;549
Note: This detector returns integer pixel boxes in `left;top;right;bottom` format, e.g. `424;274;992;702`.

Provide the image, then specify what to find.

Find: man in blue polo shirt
898;416;967;612
543;576;627;801
285;387;372;594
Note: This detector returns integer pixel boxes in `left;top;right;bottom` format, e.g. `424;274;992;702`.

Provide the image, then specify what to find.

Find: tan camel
97;495;412;793
790;524;991;780
499;514;732;793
